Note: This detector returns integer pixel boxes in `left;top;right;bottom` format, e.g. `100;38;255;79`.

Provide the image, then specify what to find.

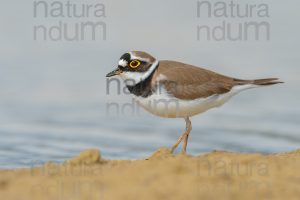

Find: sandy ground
0;148;300;200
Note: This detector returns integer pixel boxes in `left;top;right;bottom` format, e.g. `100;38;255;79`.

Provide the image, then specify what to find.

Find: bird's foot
170;146;177;154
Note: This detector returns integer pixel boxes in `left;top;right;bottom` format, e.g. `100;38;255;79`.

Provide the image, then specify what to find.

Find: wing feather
155;61;237;100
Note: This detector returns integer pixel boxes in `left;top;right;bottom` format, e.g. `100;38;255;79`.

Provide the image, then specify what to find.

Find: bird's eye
129;60;141;68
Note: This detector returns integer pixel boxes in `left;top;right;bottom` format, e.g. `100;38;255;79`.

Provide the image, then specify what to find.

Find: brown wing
152;60;239;100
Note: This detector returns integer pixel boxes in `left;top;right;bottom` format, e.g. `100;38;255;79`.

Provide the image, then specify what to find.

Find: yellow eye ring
129;60;141;68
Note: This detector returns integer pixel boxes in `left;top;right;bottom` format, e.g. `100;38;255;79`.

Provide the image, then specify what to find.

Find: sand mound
66;149;102;165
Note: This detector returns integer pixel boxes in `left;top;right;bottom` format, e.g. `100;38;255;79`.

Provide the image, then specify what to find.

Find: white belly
133;84;256;118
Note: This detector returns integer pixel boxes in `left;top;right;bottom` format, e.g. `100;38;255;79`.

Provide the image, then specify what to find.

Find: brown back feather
152;61;282;100
152;61;237;100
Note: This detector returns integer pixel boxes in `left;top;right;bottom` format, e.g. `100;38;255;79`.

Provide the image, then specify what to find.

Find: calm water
0;0;300;168
0;77;299;169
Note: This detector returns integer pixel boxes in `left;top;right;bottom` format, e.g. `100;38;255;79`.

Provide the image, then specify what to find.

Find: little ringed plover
106;51;283;154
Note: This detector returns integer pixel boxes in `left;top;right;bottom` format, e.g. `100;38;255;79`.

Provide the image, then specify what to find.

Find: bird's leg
182;117;192;154
170;117;192;154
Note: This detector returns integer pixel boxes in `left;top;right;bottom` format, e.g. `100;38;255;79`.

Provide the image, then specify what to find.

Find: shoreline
0;148;299;200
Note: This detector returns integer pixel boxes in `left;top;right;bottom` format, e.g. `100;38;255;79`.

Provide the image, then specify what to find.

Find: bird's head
106;51;158;85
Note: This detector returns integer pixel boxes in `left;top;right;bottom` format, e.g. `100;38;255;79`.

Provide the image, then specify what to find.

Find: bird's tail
234;78;284;86
252;78;284;86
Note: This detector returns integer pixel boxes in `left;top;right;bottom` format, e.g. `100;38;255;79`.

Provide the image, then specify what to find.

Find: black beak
106;68;122;77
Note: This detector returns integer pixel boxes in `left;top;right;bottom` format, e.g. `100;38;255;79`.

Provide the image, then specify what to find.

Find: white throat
119;60;159;86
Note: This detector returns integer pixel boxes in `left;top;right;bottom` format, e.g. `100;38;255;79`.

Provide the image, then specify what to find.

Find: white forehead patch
118;59;128;67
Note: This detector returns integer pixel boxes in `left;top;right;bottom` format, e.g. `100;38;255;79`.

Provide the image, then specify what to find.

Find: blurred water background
0;0;299;168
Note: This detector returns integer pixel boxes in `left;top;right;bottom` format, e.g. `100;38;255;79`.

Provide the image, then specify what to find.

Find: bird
106;51;283;154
